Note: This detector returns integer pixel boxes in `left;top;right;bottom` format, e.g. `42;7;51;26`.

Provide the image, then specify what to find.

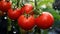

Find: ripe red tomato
0;0;11;12
18;15;35;30
19;6;25;15
35;12;54;29
7;8;21;20
24;3;33;14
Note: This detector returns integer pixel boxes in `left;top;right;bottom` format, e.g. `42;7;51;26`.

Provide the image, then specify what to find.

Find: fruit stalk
17;0;20;8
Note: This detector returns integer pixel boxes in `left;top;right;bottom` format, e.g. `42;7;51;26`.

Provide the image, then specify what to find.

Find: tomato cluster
0;0;54;31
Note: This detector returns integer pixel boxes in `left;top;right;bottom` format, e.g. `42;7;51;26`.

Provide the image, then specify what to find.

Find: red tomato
7;8;21;20
0;0;11;12
18;15;35;30
19;6;25;15
24;3;33;14
35;12;54;29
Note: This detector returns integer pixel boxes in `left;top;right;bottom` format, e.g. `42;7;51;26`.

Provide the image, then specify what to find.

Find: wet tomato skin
7;8;21;20
18;15;35;30
35;12;54;29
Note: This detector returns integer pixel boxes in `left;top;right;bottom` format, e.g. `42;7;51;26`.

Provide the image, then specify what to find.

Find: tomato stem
26;14;28;18
24;14;30;18
34;0;37;9
17;0;20;8
20;0;24;7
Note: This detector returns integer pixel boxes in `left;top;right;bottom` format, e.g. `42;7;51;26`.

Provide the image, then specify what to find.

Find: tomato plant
18;15;35;30
35;12;54;29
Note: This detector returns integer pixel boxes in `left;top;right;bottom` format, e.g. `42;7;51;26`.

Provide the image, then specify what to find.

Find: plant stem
20;0;24;7
21;0;24;6
34;0;37;9
17;0;20;8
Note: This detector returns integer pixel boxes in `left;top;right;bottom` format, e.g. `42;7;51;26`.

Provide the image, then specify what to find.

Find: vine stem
34;0;37;9
17;0;20;8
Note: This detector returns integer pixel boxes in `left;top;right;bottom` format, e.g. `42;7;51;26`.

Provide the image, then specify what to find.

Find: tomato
0;0;11;12
7;8;21;20
18;15;35;30
19;6;25;15
35;12;54;29
24;3;33;14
